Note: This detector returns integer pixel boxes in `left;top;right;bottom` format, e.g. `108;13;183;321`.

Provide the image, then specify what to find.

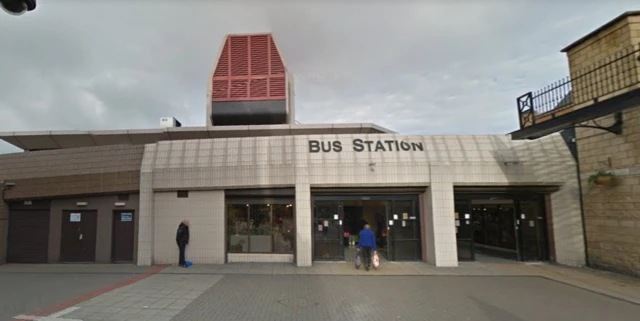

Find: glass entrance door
517;196;549;261
313;201;344;261
454;192;550;262
455;200;474;261
388;200;422;261
472;202;518;260
312;195;421;262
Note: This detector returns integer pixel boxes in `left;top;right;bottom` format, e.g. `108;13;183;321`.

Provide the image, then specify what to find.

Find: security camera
0;0;36;16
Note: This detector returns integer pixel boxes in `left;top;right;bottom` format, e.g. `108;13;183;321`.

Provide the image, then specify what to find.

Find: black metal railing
517;44;640;129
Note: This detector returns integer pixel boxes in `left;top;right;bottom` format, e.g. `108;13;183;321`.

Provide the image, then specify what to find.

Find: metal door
60;210;97;262
388;200;422;261
112;210;135;263
313;201;344;261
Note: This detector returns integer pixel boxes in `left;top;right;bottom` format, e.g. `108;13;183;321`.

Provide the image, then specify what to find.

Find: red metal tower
207;33;294;126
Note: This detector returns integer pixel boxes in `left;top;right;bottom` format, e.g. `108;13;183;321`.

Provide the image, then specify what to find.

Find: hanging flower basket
588;171;615;186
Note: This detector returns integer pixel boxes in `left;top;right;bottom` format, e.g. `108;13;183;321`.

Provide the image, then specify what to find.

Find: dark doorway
471;201;519;260
60;210;98;263
454;193;550;262
312;195;421;262
112;210;135;263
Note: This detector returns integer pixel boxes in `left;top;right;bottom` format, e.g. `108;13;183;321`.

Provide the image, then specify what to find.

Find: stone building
512;11;640;276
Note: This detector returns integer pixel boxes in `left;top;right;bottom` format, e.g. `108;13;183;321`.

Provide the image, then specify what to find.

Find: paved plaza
1;261;639;321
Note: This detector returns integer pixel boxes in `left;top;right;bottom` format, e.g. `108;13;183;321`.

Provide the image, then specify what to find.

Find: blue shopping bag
185;260;192;267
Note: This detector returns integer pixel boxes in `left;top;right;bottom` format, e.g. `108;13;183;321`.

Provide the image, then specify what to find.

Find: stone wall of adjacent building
576;109;640;276
569;12;640;276
565;14;640;111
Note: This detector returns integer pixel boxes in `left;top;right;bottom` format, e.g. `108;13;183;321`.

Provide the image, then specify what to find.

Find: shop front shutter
7;210;50;263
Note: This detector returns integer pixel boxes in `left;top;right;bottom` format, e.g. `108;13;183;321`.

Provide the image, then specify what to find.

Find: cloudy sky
0;0;637;153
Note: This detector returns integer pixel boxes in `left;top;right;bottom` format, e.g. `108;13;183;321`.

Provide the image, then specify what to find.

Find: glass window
249;204;272;253
226;201;295;254
227;204;249;253
272;204;295;254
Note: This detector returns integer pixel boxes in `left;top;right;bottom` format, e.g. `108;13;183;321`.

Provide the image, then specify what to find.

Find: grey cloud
0;1;638;154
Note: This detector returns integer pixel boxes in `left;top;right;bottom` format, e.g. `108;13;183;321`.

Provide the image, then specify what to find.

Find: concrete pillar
136;145;156;266
425;179;458;267
295;183;312;267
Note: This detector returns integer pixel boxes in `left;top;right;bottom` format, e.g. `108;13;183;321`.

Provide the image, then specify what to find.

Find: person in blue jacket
357;224;377;271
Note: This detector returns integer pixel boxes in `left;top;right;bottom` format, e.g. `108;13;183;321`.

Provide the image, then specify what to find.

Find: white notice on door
402;221;406;227
529;221;535;227
323;220;329;227
393;214;398;220
318;225;323;231
333;214;339;220
70;213;81;222
389;220;394;226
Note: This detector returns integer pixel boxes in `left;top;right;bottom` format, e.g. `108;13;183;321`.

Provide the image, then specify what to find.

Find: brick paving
172;274;640;321
4;260;640;321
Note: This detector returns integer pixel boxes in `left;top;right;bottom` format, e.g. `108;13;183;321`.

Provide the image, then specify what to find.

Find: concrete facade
152;191;225;265
136;133;585;267
562;12;640;276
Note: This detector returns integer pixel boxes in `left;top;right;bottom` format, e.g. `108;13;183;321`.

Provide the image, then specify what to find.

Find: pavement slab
1;272;145;321
60;274;222;321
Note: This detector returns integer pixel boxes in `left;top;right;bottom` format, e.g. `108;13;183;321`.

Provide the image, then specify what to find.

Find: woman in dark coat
176;220;190;267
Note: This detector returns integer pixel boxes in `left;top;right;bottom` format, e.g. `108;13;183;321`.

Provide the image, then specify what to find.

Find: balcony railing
517;45;640;129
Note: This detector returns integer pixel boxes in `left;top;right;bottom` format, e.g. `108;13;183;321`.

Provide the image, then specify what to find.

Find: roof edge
561;11;640;53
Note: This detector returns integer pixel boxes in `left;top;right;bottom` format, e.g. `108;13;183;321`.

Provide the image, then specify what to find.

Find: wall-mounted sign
70;213;81;222
309;139;424;153
121;213;133;222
